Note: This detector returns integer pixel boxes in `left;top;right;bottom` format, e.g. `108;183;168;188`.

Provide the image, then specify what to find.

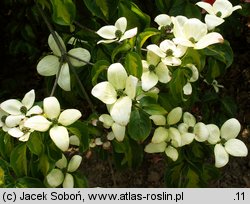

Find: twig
50;59;64;97
66;53;94;66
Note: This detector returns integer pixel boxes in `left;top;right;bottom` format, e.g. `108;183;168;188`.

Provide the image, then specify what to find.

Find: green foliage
50;0;76;26
128;109;152;142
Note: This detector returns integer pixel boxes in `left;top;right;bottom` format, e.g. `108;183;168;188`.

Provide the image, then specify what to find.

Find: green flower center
221;138;227;145
166;49;173;56
117;89;125;97
149;64;156;72
20;106;27;114
161;24;173;33
51;118;58;125
115;30;123;39
1;115;7;123
189;37;196;44
188;126;194;133
22;127;30;134
216;11;222;17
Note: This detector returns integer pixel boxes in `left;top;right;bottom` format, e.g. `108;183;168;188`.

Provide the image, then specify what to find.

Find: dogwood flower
24;97;82;151
141;50;171;91
154;14;173;32
145;107;183;161
0;90;43;140
46;154;82;188
182;64;199;95
98;114;126;142
178;112;209;144
7;118;34;142
204;79;224;93
96;17;138;44
196;0;242;30
91;63;138;126
171;16;224;49
147;40;187;66
37;33;91;91
213;118;248;168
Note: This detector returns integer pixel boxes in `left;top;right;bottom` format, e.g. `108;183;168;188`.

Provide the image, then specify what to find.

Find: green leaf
0;158;14;187
15;177;44;188
168;68;188;102
10;143;27;177
203;41;234;68
91;60;110;85
72;172;88;187
83;0;119;20
124;51;143;78
184;2;201;19
205;58;225;80
142;104;167;115
50;0;76;25
27;132;44;156
0;132;14;160
155;0;173;13
38;154;51;176
181;48;206;71
220;96;237;118
136;28;160;51
169;0;186;16
128;109;151;142
111;42;131;62
118;0;150;31
67;121;90;152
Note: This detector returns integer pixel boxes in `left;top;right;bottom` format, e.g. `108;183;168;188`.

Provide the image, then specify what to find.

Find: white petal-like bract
58;109;82;126
91;81;117;104
224;139;248;157
49;126;69;151
24;115;52;132
67;155;82;172
43;97;61;120
220;118;241;140
110;96;132;126
214;143;229;168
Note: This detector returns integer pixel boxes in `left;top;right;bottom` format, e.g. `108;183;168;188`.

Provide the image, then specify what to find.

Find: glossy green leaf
83;0;119;20
155;0;173;13
10;143;27;177
15;177;44;188
118;0;150;31
0;132;13;160
124;52;142;78
72;172;88;187
184;2;201;19
136;28;160;51
181;48;205;71
91;60;110;85
27;132;44;156
128;109;151;142
203;41;234;68
50;0;76;25
111;42;131;62
142;104;167;115
38;154;51;176
67;121;90;152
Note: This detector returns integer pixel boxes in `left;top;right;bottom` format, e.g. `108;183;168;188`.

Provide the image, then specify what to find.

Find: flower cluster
91;0;248;169
144;108;248;167
0;90;82;152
